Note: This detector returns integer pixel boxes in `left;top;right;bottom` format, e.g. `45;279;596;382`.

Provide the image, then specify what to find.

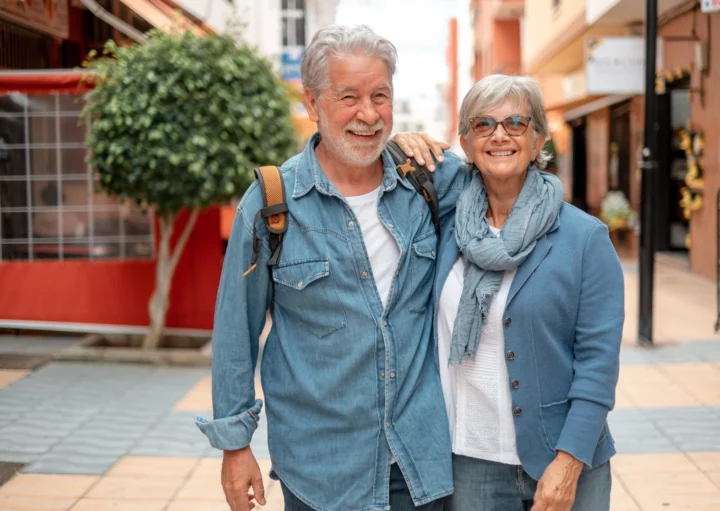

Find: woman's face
460;98;546;183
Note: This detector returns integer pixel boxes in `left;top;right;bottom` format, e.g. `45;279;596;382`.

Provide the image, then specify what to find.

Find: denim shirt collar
292;132;414;199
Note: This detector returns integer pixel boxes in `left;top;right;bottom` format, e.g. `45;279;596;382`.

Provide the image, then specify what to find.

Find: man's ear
304;88;320;123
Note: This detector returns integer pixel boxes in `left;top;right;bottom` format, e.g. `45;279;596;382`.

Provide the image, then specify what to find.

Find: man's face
305;53;393;168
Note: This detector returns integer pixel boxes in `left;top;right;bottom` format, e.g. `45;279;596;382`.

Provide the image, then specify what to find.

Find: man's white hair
300;25;398;98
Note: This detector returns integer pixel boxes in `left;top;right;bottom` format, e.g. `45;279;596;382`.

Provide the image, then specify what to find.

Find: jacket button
506;351;515;360
380;371;385;379
504;317;512;326
513;407;522;416
511;380;519;389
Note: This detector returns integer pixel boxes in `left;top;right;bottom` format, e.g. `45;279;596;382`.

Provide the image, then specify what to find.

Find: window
0;92;154;262
282;0;307;47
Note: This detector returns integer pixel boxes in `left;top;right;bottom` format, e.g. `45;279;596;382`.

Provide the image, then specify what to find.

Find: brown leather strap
256;166;287;233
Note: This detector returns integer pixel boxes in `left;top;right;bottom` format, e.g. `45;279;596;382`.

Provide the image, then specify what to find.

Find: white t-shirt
346;186;400;464
437;225;521;465
345;187;400;309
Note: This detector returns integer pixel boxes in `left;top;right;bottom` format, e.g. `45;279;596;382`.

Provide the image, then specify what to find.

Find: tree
84;31;297;349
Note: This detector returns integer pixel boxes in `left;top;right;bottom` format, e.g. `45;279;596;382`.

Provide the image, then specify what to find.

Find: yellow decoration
679;187;704;220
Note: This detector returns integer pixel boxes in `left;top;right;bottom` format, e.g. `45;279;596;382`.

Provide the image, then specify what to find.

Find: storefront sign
586;37;647;94
702;0;720;13
0;0;69;39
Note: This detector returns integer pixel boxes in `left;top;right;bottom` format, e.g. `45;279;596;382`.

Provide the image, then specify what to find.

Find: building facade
519;0;719;278
0;0;338;333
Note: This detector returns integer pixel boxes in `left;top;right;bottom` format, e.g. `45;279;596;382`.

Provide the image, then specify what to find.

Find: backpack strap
242;166;288;277
385;141;440;233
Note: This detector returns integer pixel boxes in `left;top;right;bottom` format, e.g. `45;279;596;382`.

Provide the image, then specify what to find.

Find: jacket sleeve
433;151;470;225
554;223;624;465
195;199;272;451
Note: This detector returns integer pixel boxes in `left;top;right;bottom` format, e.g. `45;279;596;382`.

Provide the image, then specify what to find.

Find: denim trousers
281;463;447;511
447;455;611;511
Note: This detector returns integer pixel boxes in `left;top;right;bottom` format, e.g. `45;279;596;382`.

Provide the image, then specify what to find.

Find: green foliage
84;31;297;215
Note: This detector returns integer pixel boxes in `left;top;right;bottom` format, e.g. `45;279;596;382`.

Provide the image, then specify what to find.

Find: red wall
0;208;223;330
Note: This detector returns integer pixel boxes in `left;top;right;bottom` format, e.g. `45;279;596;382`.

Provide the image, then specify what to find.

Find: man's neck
315;141;384;197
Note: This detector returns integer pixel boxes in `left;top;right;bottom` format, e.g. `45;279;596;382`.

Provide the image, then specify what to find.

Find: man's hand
222;447;266;511
390;132;450;172
531;451;584;511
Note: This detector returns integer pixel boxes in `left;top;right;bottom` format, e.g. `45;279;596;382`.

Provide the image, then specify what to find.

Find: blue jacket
196;134;467;511
434;196;624;480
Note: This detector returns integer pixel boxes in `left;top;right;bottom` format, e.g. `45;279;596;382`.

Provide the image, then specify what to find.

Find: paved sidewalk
0;262;719;510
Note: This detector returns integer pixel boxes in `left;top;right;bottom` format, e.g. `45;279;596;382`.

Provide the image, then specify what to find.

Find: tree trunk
143;208;200;350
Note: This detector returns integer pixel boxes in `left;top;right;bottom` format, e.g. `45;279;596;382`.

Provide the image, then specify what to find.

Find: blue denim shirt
196;134;467;511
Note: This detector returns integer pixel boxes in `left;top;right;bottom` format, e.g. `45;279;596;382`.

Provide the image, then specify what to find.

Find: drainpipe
78;0;148;44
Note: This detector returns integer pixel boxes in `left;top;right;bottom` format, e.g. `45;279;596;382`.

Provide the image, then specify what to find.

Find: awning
563;94;635;122
120;0;207;37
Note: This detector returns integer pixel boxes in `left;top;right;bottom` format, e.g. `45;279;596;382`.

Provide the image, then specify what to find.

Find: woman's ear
533;132;547;160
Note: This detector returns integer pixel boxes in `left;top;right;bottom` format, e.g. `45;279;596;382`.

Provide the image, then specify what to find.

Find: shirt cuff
195;399;263;451
554;399;609;466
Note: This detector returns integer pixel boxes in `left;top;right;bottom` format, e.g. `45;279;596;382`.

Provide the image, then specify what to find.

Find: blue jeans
447;455;611;511
281;464;447;510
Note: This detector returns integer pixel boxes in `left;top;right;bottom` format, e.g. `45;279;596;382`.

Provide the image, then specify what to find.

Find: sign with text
702;0;720;13
585;37;663;95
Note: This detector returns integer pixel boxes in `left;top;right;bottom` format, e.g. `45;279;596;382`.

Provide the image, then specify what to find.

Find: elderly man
196;25;466;511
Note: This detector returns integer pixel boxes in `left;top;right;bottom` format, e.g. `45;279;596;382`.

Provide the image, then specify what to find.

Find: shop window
0;92;154;262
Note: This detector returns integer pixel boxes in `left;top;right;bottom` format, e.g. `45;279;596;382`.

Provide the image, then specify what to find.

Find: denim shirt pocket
409;233;437;313
272;258;348;339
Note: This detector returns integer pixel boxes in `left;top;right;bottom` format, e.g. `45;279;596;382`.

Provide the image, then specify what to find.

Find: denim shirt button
380;371;385;379
382;320;388;326
297;281;303;288
348;221;355;227
385;421;391;428
361;271;368;278
389;371;396;379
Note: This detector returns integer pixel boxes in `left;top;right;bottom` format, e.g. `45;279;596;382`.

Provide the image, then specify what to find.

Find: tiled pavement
0;261;719;510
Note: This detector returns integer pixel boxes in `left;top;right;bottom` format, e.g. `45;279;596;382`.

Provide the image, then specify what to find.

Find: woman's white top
437;226;521;465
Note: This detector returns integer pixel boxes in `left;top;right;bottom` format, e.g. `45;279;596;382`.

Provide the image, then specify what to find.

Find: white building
171;0;337;73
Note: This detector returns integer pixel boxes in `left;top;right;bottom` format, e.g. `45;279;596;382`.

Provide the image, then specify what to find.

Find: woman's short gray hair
301;25;398;98
458;74;552;169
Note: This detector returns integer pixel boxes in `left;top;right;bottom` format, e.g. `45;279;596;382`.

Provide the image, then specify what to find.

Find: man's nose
356;98;380;125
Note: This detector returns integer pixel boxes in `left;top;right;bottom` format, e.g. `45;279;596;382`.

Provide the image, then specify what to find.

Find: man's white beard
318;111;389;168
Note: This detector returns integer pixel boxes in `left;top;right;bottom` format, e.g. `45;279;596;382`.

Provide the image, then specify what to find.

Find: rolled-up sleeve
555;223;624;465
195;199;272;451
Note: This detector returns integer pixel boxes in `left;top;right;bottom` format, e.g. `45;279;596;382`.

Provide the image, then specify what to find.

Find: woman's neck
484;174;526;229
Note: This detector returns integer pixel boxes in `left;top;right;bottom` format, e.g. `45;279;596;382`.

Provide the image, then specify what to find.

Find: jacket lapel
506;235;552;307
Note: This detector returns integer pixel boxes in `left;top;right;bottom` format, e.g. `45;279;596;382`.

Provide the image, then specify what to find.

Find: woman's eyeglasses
468;115;533;138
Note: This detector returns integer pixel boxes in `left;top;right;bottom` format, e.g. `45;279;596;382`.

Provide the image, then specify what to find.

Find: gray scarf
450;164;564;364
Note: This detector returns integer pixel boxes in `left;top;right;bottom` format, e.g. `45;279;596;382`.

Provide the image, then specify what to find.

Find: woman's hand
390;132;449;172
531;451;584;511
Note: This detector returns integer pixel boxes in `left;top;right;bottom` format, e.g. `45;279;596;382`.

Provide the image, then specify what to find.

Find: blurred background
0;0;718;333
0;2;719;510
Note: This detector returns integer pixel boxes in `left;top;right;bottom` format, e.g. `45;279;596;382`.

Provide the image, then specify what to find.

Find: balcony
588;0;693;26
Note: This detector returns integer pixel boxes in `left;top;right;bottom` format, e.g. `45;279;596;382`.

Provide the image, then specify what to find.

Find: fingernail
429;164;436;172
438;155;444;162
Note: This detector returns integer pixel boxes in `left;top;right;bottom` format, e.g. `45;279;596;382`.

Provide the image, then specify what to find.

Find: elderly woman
395;74;624;511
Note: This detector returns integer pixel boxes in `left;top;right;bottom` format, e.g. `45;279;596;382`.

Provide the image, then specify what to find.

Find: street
0;259;719;511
